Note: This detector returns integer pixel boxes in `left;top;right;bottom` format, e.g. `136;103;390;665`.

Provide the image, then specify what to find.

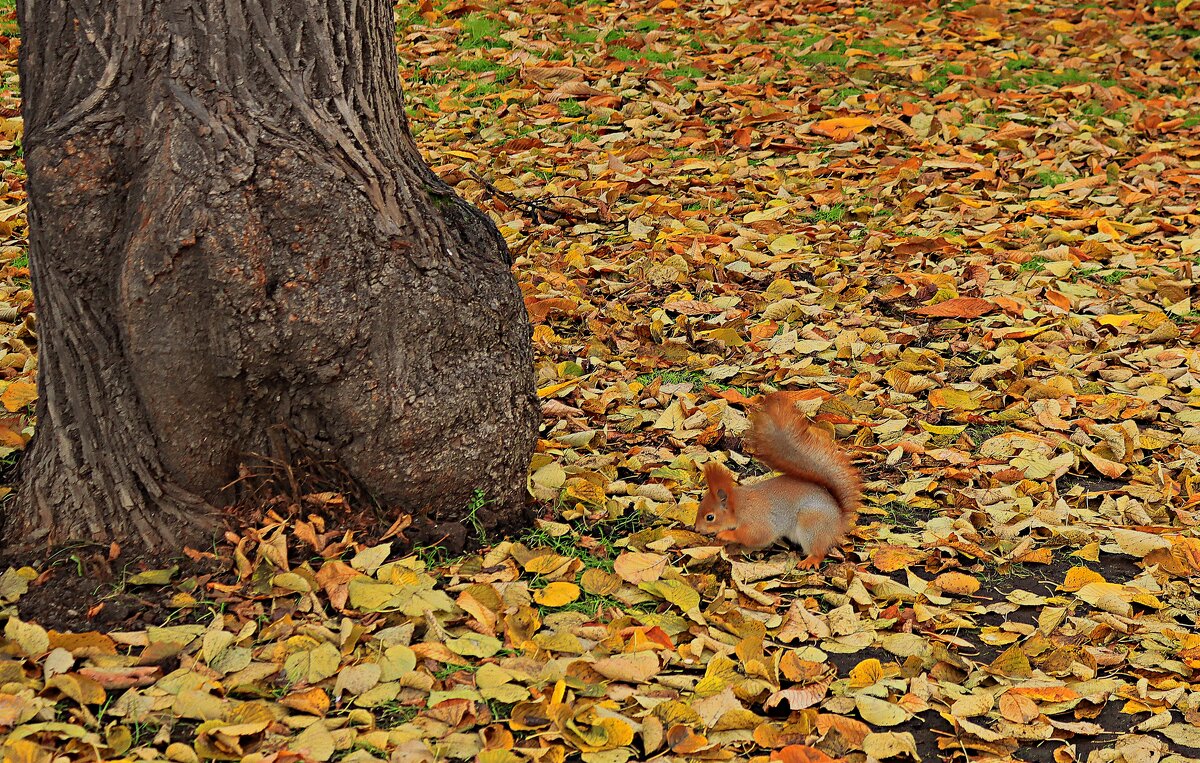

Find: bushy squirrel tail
747;392;862;520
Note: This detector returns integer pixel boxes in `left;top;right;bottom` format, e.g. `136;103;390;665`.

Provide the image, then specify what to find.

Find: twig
469;169;628;230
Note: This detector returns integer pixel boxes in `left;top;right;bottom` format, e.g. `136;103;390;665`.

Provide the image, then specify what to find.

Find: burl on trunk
4;0;538;553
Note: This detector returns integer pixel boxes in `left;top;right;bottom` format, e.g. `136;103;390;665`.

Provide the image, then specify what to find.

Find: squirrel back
746;393;861;523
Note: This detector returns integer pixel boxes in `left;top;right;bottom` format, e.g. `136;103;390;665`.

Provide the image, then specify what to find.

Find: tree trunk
4;0;538;553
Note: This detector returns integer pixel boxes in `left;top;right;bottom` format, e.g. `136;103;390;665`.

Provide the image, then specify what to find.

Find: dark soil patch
0;548;228;633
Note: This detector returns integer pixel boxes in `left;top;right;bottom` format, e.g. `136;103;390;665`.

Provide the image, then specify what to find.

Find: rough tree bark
3;0;538;553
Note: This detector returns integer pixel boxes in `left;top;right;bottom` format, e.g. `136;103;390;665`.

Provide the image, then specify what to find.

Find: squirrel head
696;462;737;534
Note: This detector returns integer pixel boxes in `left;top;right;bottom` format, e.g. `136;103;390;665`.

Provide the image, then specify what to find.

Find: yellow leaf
4;617;48;658
580;567;621;596
855;695;908;726
1097;313;1143;327
613;552;668;584
591;651;660;683
524;553;576;578
333;662;382;696
863;732;920;761
281;687;331;716
769;234;800;253
444;632;502;658
698;327;745;346
847;658;883;688
533;582;580;607
639;578;700;612
934;572;981;596
927;388;981;412
1061;566;1104;592
293;721;336;762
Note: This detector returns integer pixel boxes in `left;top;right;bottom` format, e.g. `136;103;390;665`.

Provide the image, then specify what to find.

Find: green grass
852;38;901;55
11;252;27;268
669;66;705;80
828;87;864;104
521;510;647;577
635;369;749;394
434;663;479;680
564;29;598;44
805;204;847;223
544;591;624;617
1024;69;1093;88
797;50;848;68
965;424;1007;447
1036;170;1069;187
465;489;489;546
460;14;511;49
1005;56;1037;71
633;19;661;32
560;100;585;118
374;702;419;726
880;501;928;534
1020;256;1050;272
0;0;15;38
611;46;675;64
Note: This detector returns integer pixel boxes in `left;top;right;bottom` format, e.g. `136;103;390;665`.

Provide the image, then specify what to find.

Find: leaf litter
4;0;1200;762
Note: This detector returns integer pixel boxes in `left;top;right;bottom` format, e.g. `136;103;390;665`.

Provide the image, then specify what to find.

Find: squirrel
695;392;862;569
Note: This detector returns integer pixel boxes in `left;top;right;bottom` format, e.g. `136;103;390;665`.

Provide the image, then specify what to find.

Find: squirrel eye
706;514;715;522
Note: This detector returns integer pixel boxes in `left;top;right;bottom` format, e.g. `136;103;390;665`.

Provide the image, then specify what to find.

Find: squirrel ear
716;488;728;506
704;462;735;497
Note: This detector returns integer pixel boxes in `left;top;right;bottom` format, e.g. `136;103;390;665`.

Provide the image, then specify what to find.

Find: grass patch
805;204;847;223
465;489;489;546
1005;56;1037;71
965;424;1007;447
460;13;511;49
828;87;864;104
1035;170;1069;187
564;28;598;44
1023;69;1093;88
879;501;929;534
373;702;419;726
1020;255;1050;272
434;663;479;679
635;369;750;395
611;46;675;64
797;50;848;68
560;100;585;118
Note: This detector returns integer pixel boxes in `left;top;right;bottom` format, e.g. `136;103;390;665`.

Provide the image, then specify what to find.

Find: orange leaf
666;724;709;754
871;545;924;573
772;745;841;763
811;117;874;141
912;297;995;319
1045;289;1072;310
1;381;36;412
0;424;25;448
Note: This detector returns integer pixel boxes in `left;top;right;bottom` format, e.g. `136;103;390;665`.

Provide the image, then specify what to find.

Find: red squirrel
695;392;861;569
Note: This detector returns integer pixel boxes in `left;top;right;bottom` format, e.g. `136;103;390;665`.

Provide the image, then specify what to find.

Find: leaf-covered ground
4;0;1200;761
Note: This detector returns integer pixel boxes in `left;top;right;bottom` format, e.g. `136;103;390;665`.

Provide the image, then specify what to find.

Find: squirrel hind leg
797;553;826;570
